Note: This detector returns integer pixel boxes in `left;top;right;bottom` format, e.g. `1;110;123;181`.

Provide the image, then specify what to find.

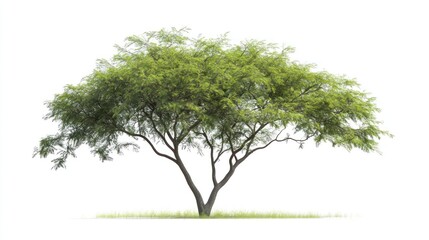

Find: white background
1;0;428;239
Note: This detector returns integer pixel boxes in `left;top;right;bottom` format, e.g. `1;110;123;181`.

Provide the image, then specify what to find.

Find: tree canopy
34;28;389;216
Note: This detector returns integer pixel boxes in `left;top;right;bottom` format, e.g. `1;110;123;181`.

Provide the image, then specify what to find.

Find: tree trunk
175;150;238;217
197;170;238;216
197;187;219;217
199;205;212;217
199;186;220;217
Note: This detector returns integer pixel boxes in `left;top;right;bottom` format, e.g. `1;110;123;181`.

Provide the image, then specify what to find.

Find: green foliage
34;28;390;169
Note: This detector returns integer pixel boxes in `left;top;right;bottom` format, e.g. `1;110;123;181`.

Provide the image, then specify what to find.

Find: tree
34;28;389;216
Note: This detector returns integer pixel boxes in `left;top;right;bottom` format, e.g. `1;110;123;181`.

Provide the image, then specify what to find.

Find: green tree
34;28;389;216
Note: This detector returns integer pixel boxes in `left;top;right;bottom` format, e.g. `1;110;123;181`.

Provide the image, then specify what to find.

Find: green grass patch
96;211;343;219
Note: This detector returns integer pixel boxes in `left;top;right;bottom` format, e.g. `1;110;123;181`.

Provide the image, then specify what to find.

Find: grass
96;211;344;219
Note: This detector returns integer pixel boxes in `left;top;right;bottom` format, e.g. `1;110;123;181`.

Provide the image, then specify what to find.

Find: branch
242;122;262;155
177;119;201;143
214;123;270;193
226;133;237;169
291;84;323;102
197;131;229;164
200;131;218;186
117;128;176;162
160;112;179;147
166;130;176;147
240;131;316;164
234;123;268;155
143;111;175;152
172;111;182;139
216;144;240;190
214;140;228;164
286;133;315;145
